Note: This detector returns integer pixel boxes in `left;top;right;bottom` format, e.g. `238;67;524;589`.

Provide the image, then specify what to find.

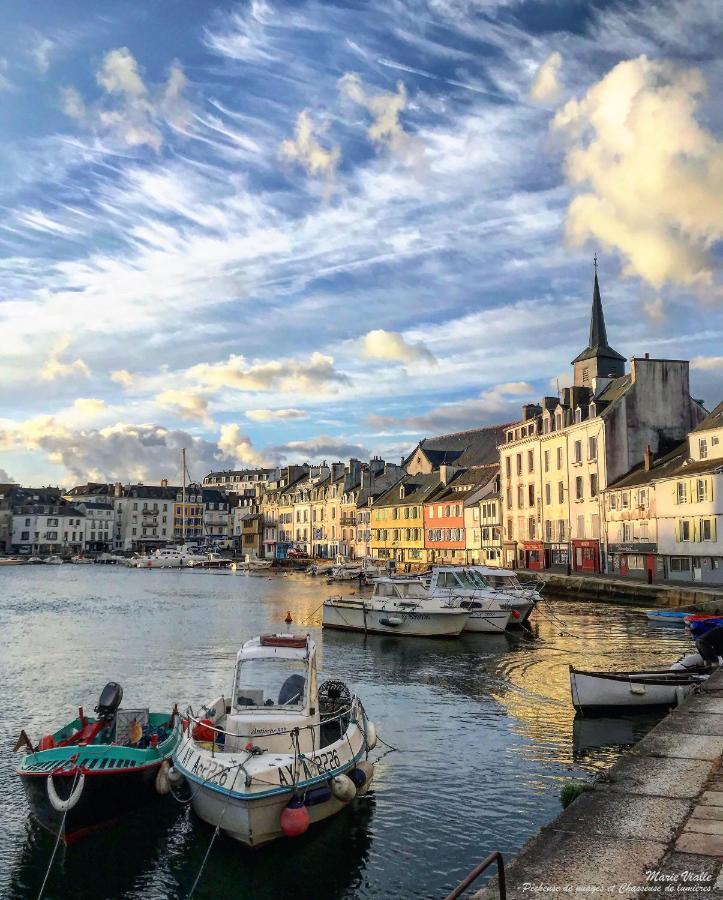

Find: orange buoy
280;796;310;837
285;610;293;624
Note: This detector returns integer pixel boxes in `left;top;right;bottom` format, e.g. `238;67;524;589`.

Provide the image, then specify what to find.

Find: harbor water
0;566;696;899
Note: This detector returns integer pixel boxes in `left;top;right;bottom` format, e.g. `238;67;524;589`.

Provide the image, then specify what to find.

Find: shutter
673;483;678;505
675;520;680;542
693;519;699;542
713;518;718;542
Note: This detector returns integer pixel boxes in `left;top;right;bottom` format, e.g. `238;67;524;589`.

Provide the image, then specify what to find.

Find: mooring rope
36;764;82;900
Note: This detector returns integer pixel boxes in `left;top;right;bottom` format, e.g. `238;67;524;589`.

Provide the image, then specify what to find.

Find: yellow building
174;482;204;542
371;473;439;569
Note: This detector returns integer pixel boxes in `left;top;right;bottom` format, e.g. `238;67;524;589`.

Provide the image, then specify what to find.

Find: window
622;492;630;509
21;531;29;541
588;437;597;460
505;457;511;477
701;519;713;541
544;450;549;473
699;439;708;459
696;479;707;502
638;488;648;508
558;482;564;503
577;516;585;538
555;414;562;431
590;474;598;497
506;488;512;510
545;483;551;505
680;520;691;541
574;441;582;464
507;518;513;539
670;557;691;573
528;517;536;539
575;477;584;500
517;485;524;508
609;493;617;510
516;454;522;476
581;367;589;385
528;484;535;507
528;450;534;473
556;447;562;470
676;482;687;504
575;408;582;423
591;514;600;538
713;436;719;446
545;520;552;540
557;520;566;541
640;522;649;540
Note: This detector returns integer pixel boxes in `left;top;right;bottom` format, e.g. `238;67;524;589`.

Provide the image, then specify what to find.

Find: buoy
192;719;216;743
511;609;521;619
364;719;378;751
38;735;55;751
280;795;310;837
350;760;375;796
167;766;184;787
330;773;356;803
285;610;293;624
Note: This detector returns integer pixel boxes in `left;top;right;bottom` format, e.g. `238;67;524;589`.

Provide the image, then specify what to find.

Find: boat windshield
485;573;519;589
463;570;489;588
396;582;428;599
234;658;307;711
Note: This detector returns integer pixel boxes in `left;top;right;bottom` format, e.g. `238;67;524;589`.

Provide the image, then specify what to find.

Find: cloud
553;56;723;291
40;335;91;381
530;51;562;104
267;434;369;463
245;408;309;422
339;73;417;159
187;352;350;395
217;423;268;466
111;369;134;388
203;1;277;62
0;468;16;483
368;381;534;433
73;398;107;418
359;329;436;365
32;37;55;74
61;48;192;149
281;110;340;181
642;296;664;324
155;389;213;425
691;356;723;371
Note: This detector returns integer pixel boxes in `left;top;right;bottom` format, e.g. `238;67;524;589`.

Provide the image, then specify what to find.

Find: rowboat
685;615;723;639
646;609;690;625
173;634;376;847
15;682;181;843
569;665;708;714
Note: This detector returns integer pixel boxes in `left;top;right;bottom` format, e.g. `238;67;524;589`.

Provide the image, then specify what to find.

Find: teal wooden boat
646;609;689;625
15;682;181;844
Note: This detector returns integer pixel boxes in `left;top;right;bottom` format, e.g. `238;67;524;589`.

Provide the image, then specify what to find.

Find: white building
76;501;115;552
11;490;86;555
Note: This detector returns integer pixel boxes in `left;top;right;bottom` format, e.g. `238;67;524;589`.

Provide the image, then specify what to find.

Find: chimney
644;352;649;359
114;481;122;497
161;478;168;488
644;445;652;472
440;464;449;486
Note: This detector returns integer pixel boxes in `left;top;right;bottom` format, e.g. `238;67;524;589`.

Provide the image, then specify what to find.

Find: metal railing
444;851;505;900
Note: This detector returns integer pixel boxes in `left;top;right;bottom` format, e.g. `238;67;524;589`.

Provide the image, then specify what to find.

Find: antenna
181;447;186;545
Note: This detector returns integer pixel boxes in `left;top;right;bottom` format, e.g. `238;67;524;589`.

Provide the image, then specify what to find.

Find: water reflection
0;569;695;900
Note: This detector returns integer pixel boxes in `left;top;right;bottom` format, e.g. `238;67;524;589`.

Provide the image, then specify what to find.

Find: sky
0;0;721;488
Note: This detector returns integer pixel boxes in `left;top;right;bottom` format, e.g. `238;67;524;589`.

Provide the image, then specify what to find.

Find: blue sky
0;0;721;486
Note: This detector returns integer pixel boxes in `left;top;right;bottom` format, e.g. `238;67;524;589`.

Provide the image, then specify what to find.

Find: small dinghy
173;634;377;847
15;682;181;843
685;615;723;638
646;609;690;625
569;665;709;714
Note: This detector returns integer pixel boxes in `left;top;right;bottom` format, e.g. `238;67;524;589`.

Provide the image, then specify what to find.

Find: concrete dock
474;670;723;899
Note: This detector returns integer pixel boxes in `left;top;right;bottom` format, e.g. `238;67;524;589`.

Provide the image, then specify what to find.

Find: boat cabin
221;634;320;753
372;578;429;603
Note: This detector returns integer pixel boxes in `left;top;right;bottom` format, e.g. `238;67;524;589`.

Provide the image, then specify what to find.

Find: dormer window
555;414;562;431
575;408;582;424
589;403;596;418
399;485;406;500
507;431;513;442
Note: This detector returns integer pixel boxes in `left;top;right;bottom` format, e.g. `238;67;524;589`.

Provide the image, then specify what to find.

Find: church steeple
572;259;626;387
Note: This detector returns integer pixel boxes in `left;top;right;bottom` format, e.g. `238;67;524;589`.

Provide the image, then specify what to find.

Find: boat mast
182;447;186;545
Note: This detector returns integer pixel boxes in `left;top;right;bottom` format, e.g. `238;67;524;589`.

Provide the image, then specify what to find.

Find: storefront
572;539;600;573
607;543;658;581
522;540;545;570
502;541;517;569
545;543;570;572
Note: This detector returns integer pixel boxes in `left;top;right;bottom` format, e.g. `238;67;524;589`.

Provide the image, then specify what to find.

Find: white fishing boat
427;567;531;628
173;634;376;847
328;558;387;582
323;577;470;637
43;555;64;565
71;555;94;565
569;665;708;713
230;558;273;572
135;544;207;569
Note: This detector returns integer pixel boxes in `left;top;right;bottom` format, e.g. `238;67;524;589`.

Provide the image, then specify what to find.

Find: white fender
364;719;377;751
155;760;171;795
47;772;85;813
167;765;184;787
330;773;356;803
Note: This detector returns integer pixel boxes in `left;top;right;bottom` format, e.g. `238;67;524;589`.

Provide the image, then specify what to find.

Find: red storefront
572;539;600;573
521;540;545;570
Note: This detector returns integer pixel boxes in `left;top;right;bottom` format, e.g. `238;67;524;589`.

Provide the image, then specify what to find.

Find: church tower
571;260;626;387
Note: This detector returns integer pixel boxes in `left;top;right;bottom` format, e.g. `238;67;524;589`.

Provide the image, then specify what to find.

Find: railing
340;516;357;526
443;851;506;900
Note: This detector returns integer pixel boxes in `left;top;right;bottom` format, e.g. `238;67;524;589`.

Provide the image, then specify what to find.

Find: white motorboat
43;555;64;565
71;555;94;564
0;557;27;565
425;567;526;629
135;544;207;569
323;577;470;637
230;558;273;572
569;665;708;713
173;633;376;847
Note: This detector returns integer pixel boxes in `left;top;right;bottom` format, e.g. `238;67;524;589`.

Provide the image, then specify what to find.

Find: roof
374;472;440;507
425;466;498;504
692;401;723;433
77;501;113;510
607;442;723;489
571;269;625;365
414;422;511;469
237;634;314;662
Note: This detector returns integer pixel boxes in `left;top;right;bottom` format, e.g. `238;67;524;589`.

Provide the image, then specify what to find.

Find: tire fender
47;772;85;813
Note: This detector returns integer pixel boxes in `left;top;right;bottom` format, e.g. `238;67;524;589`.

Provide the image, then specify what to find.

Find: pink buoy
280;796;310;837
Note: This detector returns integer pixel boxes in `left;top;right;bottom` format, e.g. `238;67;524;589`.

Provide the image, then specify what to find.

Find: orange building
424;478;467;565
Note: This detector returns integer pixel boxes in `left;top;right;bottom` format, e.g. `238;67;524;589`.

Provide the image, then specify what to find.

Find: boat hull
570;667;704;714
322;600;468;637
462;610;511;633
19;763;164;844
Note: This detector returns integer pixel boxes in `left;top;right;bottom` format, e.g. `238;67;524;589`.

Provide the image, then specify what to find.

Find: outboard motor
695;625;723;665
95;682;123;723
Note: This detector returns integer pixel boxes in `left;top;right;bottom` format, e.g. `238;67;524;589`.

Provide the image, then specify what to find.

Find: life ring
47;772;85;812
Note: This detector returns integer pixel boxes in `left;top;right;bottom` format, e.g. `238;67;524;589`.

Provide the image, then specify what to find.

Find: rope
36;765;81;900
186;767;239;899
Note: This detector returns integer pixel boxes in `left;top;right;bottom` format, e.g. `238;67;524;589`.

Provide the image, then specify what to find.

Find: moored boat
427;566;534;628
646;609;690;625
569;665;708;714
43;555;64;565
173;634;376;847
15;682;181;843
323;577;470;637
685;614;723;639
